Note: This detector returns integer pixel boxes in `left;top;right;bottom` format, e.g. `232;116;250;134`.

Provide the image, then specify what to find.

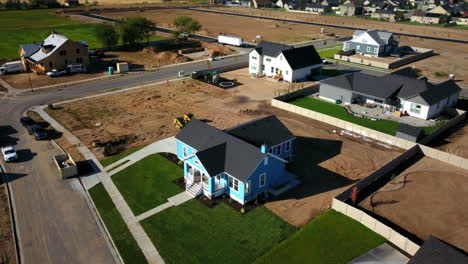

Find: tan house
410;11;442;24
427;5;451;16
20;33;89;74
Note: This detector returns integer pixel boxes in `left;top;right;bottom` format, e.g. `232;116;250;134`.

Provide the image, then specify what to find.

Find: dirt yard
0;183;16;264
360;156;468;252
47;68;402;226
103;9;350;44
430;120;468;160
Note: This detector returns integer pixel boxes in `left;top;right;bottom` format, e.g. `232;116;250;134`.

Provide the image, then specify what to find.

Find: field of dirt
360;156;468;252
431;120;468;160
47;68;402;226
0;71;108;89
0;183;16;264
103;9;350;44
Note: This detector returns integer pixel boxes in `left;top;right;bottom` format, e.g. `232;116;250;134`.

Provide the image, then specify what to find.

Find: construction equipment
174;113;194;129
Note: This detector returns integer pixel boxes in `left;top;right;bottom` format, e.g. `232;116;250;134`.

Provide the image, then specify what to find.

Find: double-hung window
183;146;188;157
245;181;250;194
410;103;422;114
276;145;281;155
366;47;371;52
285;141;291;152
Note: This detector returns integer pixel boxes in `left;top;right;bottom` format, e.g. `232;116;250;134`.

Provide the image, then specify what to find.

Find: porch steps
186;184;202;197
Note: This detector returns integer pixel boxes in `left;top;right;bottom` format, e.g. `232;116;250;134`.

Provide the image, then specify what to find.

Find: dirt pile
202;43;235;57
139;48;191;65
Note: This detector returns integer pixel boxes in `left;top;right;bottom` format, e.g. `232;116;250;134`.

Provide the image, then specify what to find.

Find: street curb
0;162;23;264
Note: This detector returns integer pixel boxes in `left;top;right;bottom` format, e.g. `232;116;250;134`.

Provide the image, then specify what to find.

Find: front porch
185;166;226;198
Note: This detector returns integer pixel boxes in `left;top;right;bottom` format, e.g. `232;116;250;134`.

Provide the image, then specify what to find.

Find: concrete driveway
348;243;409;264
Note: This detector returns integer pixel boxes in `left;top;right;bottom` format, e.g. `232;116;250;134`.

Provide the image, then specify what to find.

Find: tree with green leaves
439;14;450;24
173;16;202;39
96;24;118;49
394;11;405;21
117;16;155;47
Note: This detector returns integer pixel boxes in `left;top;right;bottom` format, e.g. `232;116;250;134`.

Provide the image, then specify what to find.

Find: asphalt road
187;8;468;44
0;55;248;264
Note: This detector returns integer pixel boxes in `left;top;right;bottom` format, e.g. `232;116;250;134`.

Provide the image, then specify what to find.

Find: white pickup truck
1;146;18;162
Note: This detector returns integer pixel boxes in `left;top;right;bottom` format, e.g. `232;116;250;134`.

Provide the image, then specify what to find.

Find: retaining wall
271;98;418;150
334;47;433;69
331;198;421;255
419;108;467;145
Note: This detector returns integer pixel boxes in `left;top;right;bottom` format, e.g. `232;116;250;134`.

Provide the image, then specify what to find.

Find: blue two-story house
175;115;298;205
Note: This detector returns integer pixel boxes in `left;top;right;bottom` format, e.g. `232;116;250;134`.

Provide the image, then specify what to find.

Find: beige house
427;5;450;16
20;33;89;74
371;10;396;21
410;11;441;24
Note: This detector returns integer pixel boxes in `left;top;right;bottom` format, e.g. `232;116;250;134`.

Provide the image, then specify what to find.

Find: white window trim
229;176;239;192
259;173;266;188
374;47;378;53
245;180;250;194
264;157;269;166
183;146;188;157
194;159;200;165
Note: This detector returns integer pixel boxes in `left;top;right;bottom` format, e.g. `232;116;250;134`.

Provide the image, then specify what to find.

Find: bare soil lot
47;68;401;226
430;120;468;160
103;9;350;44
360;156;468;252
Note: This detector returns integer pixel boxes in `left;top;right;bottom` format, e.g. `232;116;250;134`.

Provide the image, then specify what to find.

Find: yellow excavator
173;113;194;129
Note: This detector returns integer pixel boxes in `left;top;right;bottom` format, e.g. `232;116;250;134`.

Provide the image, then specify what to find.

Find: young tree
350;186;358;205
95;24;118;49
394;11;405;21
117;17;155;47
439;14;450;25
173;16;202;39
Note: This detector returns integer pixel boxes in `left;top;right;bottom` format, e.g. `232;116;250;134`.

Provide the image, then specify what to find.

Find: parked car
1;146;18;162
20;116;35;127
88;48;105;57
46;69;67;78
322;59;332;65
66;64;87;74
27;124;48;140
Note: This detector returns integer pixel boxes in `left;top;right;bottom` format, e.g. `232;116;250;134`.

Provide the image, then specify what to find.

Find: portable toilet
108;66;114;75
116;62;129;73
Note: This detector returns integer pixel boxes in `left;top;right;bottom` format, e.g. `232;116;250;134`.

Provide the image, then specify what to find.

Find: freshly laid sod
317;45;343;59
290;97;438;136
89;183;147;264
100;144;149;168
0;9;166;59
112;154;183;216
141;200;295;264
254;210;386;264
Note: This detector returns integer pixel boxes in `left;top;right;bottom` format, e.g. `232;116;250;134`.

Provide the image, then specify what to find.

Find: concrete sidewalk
34;106;165;264
105;137;177;176
136;192;193;222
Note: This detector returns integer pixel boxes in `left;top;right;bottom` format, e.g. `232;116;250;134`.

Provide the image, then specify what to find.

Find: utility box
54;153;78;179
116;62;129;73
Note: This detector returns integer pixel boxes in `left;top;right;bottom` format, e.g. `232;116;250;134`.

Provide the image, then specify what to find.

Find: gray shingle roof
408;236;468;264
322;72;461;105
225;115;295;147
352;29;393;46
175;119;266;181
281;44;323;70
255;40;293;57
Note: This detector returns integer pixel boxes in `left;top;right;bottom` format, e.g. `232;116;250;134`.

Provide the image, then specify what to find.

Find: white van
0;61;23;75
66;64;87;74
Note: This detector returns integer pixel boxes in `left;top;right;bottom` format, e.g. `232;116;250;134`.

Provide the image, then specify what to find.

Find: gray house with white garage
319;71;461;120
343;30;399;57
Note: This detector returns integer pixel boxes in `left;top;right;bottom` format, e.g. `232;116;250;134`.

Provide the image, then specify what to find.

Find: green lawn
112;154;183;216
290;97;438;136
141;200;295;264
254;210;386;264
317;45;342;59
100;144;149;168
89;183;148;264
0;9;166;59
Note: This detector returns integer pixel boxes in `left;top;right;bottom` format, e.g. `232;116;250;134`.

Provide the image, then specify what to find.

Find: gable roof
175;119;266;181
255;40;293;57
20;43;41;58
281;45;323;70
225;115;295;147
351;29;393;46
29;33;69;62
408;236;468;264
